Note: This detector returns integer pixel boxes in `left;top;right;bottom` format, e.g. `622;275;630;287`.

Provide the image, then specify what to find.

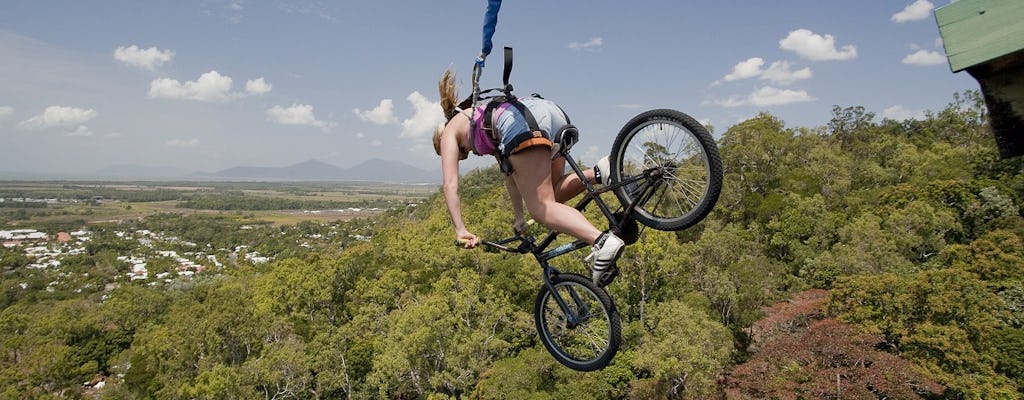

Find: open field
0;180;437;228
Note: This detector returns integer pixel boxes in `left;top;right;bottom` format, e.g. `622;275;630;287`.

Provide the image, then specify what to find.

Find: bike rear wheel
608;109;722;231
534;273;621;371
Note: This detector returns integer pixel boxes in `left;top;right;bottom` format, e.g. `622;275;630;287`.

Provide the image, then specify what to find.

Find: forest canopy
1;91;1022;399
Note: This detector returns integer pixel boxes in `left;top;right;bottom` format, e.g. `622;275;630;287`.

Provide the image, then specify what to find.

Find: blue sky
0;1;976;175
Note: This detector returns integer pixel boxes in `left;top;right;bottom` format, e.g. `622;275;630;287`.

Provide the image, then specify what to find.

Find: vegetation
0;90;1021;398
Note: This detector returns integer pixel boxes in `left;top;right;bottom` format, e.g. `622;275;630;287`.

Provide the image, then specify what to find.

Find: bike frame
480;147;661;325
471;53;663;326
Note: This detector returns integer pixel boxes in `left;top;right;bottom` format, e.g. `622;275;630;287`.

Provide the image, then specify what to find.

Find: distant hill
195;159;439;183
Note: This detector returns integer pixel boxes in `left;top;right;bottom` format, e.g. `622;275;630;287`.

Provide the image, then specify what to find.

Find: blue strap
481;0;501;58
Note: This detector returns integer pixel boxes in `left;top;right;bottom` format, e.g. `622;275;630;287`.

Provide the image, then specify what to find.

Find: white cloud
401;91;445;139
892;0;934;23
714;58;811;86
779;29;857;61
569;37;604;51
17;106;97;130
902;49;946;66
723;57;766;82
370;139;383;146
749;86;815;106
883;105;926;121
353;99;399;125
761;61;813;84
266;104;336;129
67;125;93;137
712;86;815;107
0;106;12;121
710;96;746;108
148;70;269;102
114;45;174;71
245;78;272;95
166;138;200;148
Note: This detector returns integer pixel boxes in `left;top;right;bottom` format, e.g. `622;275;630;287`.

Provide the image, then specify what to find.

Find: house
936;0;1024;158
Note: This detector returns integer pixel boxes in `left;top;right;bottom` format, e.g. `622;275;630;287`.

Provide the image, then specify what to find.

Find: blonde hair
434;67;460;155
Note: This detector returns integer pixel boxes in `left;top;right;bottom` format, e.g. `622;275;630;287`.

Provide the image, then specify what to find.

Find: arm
440;127;477;247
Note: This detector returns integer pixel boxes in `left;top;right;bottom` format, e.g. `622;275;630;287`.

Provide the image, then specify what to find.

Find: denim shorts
496;98;568;158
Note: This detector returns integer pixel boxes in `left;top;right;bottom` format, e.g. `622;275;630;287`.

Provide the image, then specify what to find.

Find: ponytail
438;67;459;121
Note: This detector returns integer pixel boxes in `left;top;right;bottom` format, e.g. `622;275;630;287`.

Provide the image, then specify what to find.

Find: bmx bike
462;48;723;370
467;108;723;371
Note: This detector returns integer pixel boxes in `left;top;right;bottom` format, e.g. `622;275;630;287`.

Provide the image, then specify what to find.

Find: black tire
534;273;621;371
608;109;722;231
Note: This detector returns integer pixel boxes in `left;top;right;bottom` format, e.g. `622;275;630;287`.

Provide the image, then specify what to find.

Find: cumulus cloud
723;57;766;82
67;125;93;137
17;106;97;130
266;104;336;129
245;78;272;95
902;49;946;66
166;138;200;148
400;91;445;139
780;29;857;61
714;58;811;86
892;0;934;23
0;106;12;121
569;37;604;51
353;99;399;125
148;70;271;102
114;45;174;71
713;86;816;107
748;87;816;106
761;61;813;84
883;105;927;121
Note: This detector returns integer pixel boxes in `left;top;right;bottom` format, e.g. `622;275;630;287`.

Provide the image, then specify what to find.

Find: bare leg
512;148;601;244
550;155;597;203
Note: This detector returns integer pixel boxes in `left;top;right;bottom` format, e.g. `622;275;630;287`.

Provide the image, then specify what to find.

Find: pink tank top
470;103;511;156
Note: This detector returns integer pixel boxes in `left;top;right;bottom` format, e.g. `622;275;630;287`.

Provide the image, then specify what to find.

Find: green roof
936;0;1024;72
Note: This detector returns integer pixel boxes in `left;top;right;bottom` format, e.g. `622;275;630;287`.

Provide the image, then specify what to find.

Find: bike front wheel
534;273;621;371
608;109;723;231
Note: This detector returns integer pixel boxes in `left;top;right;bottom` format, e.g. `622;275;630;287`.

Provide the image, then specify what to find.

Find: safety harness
471;47;573;173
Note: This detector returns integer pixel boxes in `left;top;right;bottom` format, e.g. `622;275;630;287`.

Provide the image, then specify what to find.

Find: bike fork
539;264;591;328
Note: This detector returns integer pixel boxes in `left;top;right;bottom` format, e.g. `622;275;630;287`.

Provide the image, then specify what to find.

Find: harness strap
502;47;513;94
482;98;543;144
508;100;543;135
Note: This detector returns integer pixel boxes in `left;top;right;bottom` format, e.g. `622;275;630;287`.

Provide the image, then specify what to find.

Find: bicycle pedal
595;265;619;287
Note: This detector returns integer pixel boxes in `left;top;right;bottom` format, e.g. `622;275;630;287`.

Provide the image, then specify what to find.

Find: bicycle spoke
610;109;722;231
538;279;616;365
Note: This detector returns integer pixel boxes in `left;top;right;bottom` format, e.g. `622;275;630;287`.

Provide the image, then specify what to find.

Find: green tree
629;300;733;399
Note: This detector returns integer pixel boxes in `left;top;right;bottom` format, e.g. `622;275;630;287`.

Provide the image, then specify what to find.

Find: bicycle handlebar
455;236;529;253
454;219;537;253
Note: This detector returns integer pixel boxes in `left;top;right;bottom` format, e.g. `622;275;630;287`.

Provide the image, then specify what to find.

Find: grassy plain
0;180;437;228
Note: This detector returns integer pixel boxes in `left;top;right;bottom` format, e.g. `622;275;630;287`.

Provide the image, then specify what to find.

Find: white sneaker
594;156;609;184
586;231;624;286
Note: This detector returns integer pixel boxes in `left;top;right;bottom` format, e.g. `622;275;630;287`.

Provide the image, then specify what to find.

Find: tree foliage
2;90;1022;398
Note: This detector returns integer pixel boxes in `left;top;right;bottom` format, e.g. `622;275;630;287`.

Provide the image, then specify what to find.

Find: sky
0;1;978;176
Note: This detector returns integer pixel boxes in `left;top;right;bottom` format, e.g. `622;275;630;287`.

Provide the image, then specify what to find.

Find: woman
432;68;624;286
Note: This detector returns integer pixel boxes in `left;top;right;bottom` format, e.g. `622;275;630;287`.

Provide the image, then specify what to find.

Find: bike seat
551;125;578;156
